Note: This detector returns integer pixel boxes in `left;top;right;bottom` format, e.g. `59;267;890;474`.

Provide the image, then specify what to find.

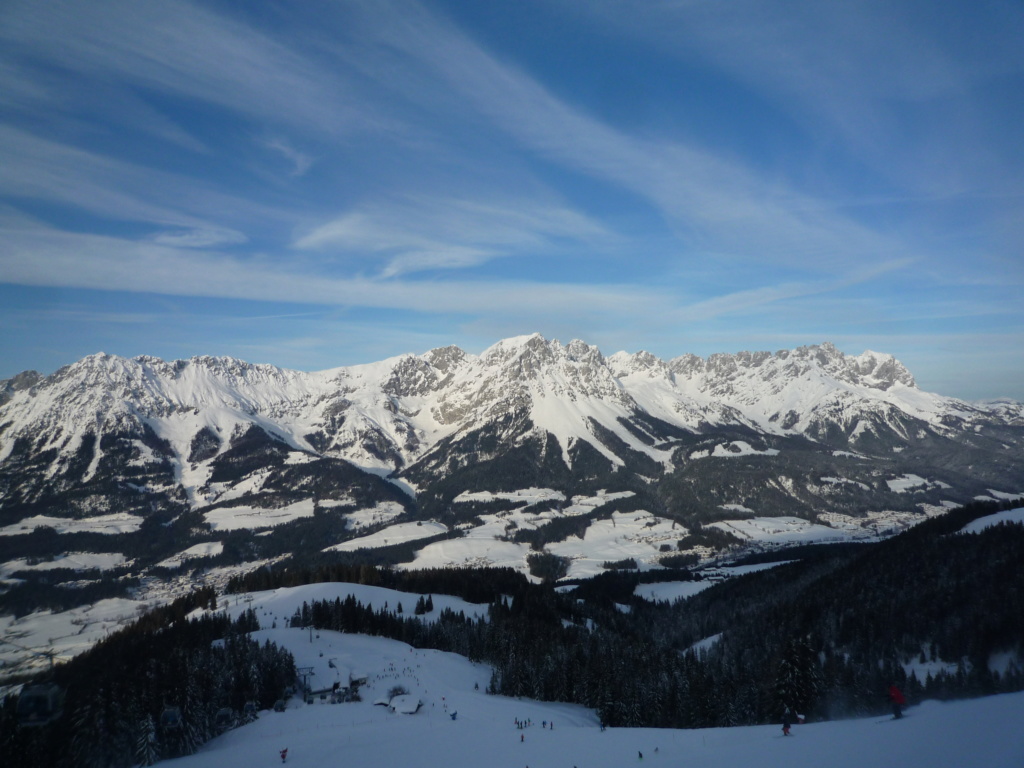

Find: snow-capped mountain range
0;334;1022;576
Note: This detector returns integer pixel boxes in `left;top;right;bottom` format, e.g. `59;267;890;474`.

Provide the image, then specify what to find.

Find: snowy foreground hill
167;582;1024;768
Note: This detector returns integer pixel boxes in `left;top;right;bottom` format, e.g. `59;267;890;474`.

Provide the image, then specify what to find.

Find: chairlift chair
214;707;236;731
160;705;183;731
16;683;64;728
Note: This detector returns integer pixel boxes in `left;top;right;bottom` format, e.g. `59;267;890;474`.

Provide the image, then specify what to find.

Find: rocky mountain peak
846;350;916;390
0;369;43;406
425;345;467;374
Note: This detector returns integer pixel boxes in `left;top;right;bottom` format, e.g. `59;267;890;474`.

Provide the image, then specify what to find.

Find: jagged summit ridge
0;335;1015;513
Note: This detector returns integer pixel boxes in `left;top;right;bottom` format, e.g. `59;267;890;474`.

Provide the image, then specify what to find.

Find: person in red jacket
888;685;906;719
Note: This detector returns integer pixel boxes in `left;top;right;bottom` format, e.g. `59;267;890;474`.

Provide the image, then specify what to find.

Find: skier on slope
782;708;792;736
888;684;906;720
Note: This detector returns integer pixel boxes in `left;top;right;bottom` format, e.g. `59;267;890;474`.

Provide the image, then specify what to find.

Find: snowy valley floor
161;583;1024;768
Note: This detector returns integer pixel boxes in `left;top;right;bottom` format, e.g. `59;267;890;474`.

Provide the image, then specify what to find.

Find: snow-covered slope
168;581;1024;768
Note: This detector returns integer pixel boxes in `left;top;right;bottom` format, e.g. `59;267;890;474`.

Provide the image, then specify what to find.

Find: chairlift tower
296;666;315;696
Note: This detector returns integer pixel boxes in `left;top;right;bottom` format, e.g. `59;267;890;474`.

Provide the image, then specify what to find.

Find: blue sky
0;0;1022;400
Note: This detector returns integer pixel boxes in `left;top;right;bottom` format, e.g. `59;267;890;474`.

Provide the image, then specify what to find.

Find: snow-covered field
709;516;850;545
343;502;406;531
0;513;143;536
0;552;130;577
400;507;685;579
960;507;1024;534
690;440;780;459
454;487;566;508
634;580;712;602
204;500;316;531
162;580;1024;768
886;474;950;493
325;521;448;552
0;597;157;674
157;543;224;569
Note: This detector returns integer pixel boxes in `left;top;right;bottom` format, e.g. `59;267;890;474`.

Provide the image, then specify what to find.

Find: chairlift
4;640;64;728
16;683;64;728
160;705;183;731
214;707;236;731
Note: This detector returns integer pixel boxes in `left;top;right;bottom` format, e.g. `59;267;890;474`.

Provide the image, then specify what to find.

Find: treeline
227;561;531;605
0;589;295;768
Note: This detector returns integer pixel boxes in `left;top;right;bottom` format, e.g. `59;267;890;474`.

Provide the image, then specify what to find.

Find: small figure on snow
280;747;288;763
782;707;792;736
888;684;906;720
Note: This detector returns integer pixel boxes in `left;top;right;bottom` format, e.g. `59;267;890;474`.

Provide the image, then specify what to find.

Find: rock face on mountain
1;335;1022;538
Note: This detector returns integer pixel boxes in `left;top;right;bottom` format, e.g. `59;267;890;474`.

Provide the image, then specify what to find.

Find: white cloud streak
556;0;1024;199
295;195;610;276
0;125;287;238
0;0;372;137
0;224;667;320
261;137;314;178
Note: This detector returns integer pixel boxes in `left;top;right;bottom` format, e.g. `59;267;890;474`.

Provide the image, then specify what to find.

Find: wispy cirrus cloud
554;0;1024;202
0;0;372;138
339;0;910;273
260;136;314;178
0;222;666;321
295;195;610;277
0;125;283;240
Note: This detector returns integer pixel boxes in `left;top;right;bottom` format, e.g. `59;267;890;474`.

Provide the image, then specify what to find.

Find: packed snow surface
162;582;1024;768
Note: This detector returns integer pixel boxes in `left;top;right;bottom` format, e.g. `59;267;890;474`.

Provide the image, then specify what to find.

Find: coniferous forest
2;499;1022;766
0;588;295;768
